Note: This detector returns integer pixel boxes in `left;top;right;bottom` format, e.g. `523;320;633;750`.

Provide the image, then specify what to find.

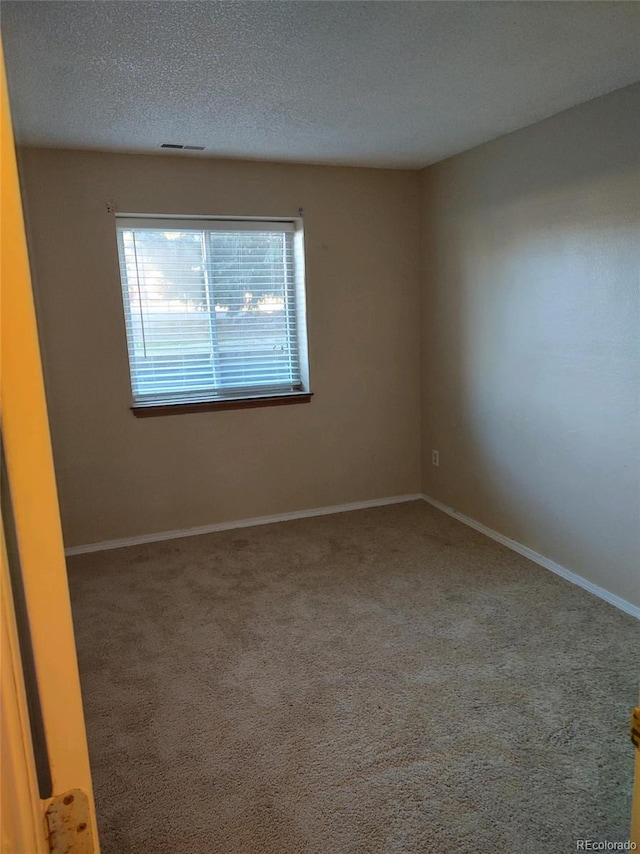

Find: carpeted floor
67;501;639;854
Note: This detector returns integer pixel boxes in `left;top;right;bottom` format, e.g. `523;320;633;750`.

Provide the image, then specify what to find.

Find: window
115;216;310;415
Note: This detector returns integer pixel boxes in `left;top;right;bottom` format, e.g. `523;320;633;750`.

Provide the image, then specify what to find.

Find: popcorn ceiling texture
67;502;639;853
3;1;640;168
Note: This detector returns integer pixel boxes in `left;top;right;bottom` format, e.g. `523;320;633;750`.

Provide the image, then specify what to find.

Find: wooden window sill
131;392;313;418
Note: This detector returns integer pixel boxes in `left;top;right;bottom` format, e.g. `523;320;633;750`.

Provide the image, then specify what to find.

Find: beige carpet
67;501;639;853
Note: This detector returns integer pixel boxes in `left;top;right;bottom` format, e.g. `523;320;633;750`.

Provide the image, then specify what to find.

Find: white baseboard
421;494;640;621
64;493;423;557
65;490;639;621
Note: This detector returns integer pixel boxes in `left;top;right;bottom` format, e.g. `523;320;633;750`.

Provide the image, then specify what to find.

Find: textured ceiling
3;1;640;169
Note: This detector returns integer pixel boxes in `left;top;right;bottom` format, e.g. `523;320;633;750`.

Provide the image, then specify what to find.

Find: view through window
115;217;309;409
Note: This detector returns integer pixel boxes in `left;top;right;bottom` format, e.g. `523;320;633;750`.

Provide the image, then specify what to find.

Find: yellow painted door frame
1;42;100;852
1;525;48;853
632;700;640;847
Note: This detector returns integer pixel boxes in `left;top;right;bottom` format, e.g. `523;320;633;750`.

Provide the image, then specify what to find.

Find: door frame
1;42;100;852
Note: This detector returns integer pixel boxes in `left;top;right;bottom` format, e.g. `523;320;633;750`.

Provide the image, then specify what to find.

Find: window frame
114;214;312;416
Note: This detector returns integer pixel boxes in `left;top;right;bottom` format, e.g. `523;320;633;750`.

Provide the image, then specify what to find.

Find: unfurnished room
1;2;639;852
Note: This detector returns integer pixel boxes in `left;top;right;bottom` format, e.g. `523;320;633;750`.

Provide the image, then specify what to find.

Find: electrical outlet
432;450;440;467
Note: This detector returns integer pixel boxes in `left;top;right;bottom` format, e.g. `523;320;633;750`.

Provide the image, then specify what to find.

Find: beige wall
18;149;422;547
18;83;640;608
420;83;640;606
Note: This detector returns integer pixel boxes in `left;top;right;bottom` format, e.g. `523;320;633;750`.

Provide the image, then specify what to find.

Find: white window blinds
115;217;309;407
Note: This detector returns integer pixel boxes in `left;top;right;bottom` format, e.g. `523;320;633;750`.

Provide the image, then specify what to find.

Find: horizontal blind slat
117;222;303;403
116;217;296;233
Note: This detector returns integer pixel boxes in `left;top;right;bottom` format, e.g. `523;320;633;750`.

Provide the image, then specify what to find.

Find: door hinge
45;789;95;853
632;707;640;750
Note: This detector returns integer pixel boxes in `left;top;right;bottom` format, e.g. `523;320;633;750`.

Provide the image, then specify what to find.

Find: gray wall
420;83;640;606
